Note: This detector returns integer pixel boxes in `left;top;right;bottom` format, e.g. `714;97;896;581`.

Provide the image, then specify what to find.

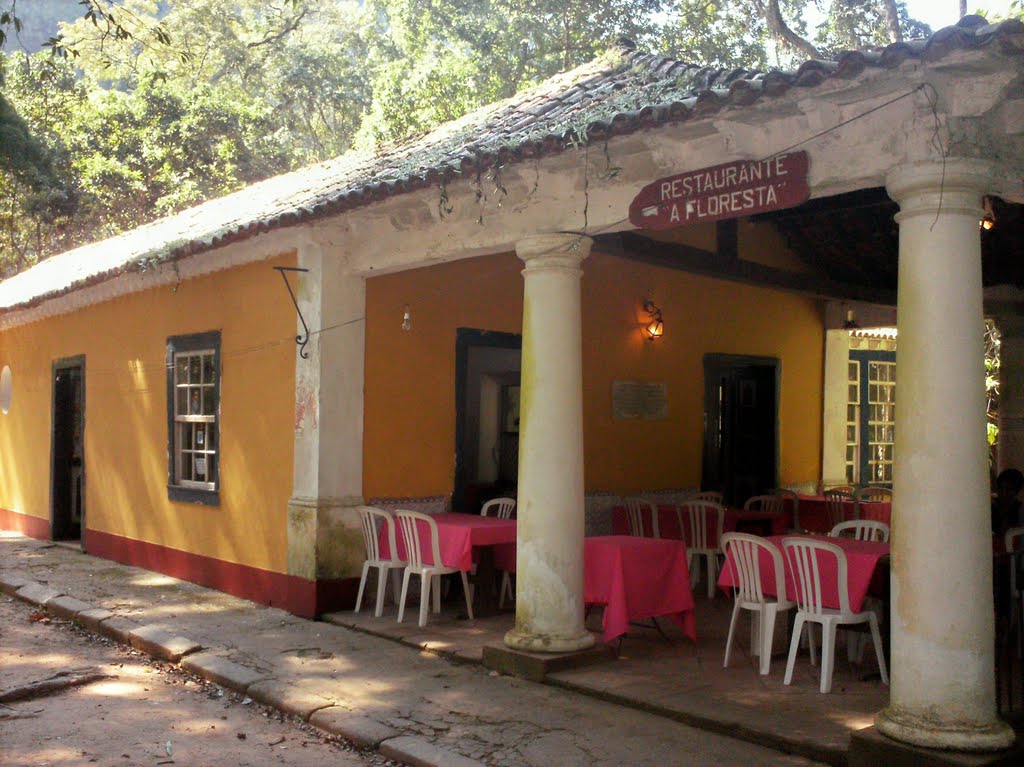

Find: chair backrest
823;489;855;527
694;491;724;504
481;497;516;519
394;509;443;569
623;497;659;537
358;506;399;563
721;532;789;604
829;519;890;542
782;537;852;615
771;488;800;529
678;501;724;550
855;486;892;504
824;484;855;494
743;494;784;515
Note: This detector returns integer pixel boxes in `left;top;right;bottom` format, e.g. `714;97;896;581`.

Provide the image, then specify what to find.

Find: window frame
166;331;221;505
849;349;896;488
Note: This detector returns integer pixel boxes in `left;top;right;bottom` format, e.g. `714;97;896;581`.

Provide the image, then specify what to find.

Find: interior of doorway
51;357;85;543
454;329;522;514
702;354;779;507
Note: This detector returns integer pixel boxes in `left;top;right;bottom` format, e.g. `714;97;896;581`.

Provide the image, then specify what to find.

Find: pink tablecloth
717;534;889;613
612;504;788;547
796;495;892;533
584;535;697;644
380;513;517;571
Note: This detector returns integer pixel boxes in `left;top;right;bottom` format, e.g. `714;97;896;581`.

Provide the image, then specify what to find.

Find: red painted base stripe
83;529;358;618
0;508;50;540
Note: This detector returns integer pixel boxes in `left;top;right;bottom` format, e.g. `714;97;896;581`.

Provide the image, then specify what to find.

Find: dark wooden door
51;360;84;541
702;355;778;506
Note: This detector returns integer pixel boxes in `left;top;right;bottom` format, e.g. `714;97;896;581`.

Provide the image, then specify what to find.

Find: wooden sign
628;151;810;230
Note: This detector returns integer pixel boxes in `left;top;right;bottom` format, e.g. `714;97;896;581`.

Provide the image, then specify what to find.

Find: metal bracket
273;266;311;359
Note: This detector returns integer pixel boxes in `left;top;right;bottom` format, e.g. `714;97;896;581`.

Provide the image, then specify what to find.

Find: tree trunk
881;0;902;42
960;0;968;19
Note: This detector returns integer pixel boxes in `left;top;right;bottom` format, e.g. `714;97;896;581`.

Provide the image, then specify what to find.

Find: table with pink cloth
612;504;788;547
379;512;516;571
584;535;697;644
796;495;892;533
717;534;890;612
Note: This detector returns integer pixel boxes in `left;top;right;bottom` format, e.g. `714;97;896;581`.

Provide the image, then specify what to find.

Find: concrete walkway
0;533;826;767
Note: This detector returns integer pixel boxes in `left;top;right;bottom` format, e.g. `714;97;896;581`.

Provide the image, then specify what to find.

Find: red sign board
628;151;810;230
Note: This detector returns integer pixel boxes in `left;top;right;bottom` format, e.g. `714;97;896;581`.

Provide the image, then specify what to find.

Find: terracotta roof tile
1;14;1021;314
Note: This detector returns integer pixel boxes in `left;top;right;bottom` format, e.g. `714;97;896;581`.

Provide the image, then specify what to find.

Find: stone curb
46;595;94;622
246;679;336;721
0;572;29;596
126;624;203;663
180;652;270;693
14;581;65;606
309;707;401;749
95;615;142;643
379;735;487;767
75;607;115;633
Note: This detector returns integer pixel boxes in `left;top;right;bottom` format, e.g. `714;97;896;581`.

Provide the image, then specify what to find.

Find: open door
702;354;778;506
51;357;85;543
454;329;521;513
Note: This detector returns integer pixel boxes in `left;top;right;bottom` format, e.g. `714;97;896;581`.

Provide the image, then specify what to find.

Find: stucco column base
286;496;365;581
875;706;1015;752
503;626;595;653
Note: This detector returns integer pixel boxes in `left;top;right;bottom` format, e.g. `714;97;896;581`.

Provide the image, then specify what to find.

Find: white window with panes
866;360;896;484
846;350;896;487
167;332;220;503
845;360;860;483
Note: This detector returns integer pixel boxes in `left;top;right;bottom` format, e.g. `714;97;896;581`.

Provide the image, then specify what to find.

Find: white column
876;160;1014;751
287;235;367;590
997;317;1024;475
504;233;595;653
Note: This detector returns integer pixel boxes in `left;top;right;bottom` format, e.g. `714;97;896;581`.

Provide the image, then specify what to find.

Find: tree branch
765;0;821;59
246;8;306;49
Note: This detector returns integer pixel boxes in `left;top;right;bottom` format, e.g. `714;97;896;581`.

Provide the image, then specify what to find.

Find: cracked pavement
1;535;825;767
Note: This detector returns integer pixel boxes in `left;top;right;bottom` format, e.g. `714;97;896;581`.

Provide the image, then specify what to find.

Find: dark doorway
454;329;522;514
51;357;85;542
702;354;779;506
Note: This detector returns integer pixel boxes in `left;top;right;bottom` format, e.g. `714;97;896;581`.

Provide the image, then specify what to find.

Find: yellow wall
363;247;824;500
0;254;296;572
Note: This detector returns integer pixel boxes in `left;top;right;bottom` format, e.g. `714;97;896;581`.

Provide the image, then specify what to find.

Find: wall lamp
980;196;996;231
642;299;664;341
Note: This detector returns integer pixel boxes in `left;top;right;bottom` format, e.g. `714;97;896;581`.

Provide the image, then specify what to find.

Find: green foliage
0;0;939;276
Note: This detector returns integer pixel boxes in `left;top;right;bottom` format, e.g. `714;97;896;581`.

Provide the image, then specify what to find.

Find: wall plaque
612;380;668;420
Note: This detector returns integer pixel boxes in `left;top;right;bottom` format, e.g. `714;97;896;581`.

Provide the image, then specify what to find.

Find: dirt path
0;593;402;767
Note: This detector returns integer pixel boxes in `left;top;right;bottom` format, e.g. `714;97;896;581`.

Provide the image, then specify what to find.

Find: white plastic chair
678;500;725;599
693;490;724;504
721;533;795;675
481;497;516;519
481;497;517;607
394;509;474;627
771;488;801;532
782;537;888;693
623;497;660;538
829;519;890;542
1005;527;1024;658
354;507;407;618
855;486;892;520
823;488;855;528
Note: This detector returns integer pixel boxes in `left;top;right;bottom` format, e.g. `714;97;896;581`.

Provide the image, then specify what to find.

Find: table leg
469;546;503;617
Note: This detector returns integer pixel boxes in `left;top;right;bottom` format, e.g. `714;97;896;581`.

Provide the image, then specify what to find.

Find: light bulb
402;305;411;332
